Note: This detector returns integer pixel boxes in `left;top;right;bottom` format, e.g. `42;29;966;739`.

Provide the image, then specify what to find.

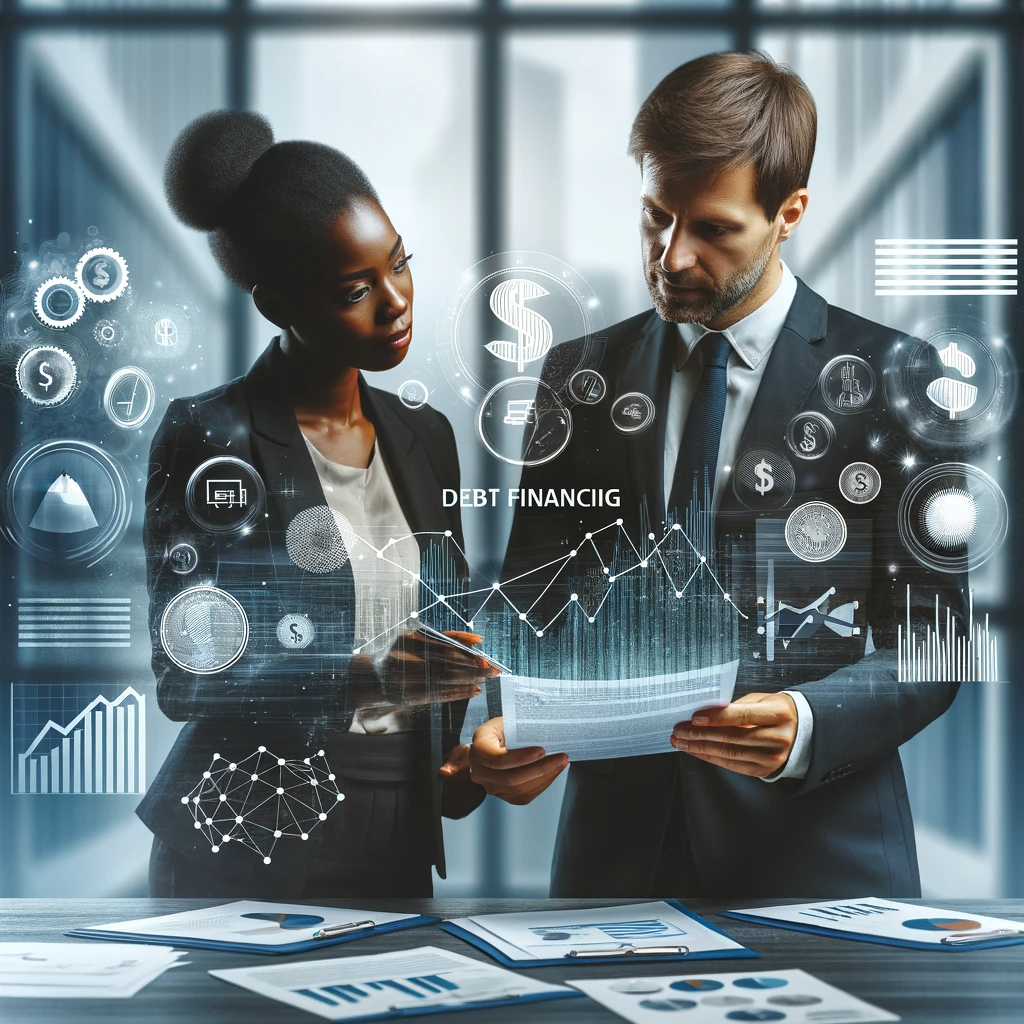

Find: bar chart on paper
11;684;147;795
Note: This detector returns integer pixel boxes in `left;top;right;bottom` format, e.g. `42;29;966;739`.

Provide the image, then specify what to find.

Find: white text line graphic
18;596;132;648
875;239;1018;296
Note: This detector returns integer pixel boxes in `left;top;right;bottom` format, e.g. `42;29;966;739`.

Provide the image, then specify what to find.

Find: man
469;51;966;897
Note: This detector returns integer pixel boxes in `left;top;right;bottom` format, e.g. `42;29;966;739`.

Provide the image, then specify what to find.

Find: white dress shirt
303;434;421;735
662;261;813;782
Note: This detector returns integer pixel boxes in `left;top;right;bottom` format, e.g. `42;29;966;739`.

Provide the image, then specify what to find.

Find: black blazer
503;280;968;898
136;338;484;894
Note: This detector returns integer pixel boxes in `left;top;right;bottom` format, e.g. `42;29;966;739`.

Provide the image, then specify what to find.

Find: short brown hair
628;50;817;219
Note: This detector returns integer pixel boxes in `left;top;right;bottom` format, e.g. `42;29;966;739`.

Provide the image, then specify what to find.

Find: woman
136;110;490;898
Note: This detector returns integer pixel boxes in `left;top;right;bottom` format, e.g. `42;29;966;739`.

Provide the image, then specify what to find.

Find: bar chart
12;685;146;795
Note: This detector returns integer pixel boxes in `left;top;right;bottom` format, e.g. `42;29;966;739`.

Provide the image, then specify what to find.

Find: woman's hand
350;629;499;710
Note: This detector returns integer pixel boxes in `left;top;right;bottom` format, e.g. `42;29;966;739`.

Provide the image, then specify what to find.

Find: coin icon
185;456;266;535
733;448;796;512
277;613;315;650
104;366;156;429
785;410;835;460
76;247;129;303
16;345;78;407
820;355;876;414
160;586;249;674
610;392;656;435
33;277;85;329
568;369;607;405
785;501;848;562
398;379;429;410
167;541;199;575
839;462;881;504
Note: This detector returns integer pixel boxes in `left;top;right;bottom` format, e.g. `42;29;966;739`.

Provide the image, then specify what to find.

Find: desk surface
2;898;1023;1023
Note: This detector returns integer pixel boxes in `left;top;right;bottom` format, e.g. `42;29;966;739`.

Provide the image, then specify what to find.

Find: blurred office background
0;0;1020;899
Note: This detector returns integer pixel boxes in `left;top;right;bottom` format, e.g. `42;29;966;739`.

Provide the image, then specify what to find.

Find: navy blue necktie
667;331;732;518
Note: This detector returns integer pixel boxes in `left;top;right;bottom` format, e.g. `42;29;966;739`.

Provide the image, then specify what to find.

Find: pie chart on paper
903;917;981;932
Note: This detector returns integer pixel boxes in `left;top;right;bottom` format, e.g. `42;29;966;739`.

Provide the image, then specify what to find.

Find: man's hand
469;716;570;805
671;692;798;778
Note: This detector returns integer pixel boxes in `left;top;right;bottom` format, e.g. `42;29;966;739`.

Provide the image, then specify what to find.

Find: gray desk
2;898;1023;1022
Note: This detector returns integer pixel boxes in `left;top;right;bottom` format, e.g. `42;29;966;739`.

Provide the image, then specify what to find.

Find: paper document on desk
569;969;899;1023
501;661;737;760
210;945;576;1021
0;942;184;998
447;901;745;962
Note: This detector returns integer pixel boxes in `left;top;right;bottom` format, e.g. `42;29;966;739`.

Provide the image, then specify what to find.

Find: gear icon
75;247;129;303
33;277;85;330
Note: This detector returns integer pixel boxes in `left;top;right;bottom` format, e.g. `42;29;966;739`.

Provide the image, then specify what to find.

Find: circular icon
609;980;664;995
767;994;823;1006
733;449;796;512
898;463;1007;573
286;505;355;574
438;252;603;405
903;917;981;931
16;345;78;406
785;410;835;461
785;501;848;563
0;439;131;565
33;277;86;330
477;377;572;467
160;586;249;674
732;977;788;991
185;457;266;535
75;247;129;303
611;392;656;435
167;541;199;575
277;613;315;650
839;462;881;505
398;379;429;410
137;303;193;359
639;998;698;1012
819;354;876;414
884;318;1017;449
93;318;125;348
568;368;607;405
103;366;156;429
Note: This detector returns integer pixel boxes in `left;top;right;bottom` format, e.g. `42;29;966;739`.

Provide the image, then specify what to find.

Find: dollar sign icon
289;623;302;644
485;279;554;372
38;362;53;391
92;260;110;289
854;471;868;493
754;458;775;496
154;317;177;347
799;422;818;453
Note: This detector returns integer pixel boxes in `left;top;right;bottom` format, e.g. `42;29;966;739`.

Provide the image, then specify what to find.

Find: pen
565;944;690;958
940;928;1024;945
311;919;376;939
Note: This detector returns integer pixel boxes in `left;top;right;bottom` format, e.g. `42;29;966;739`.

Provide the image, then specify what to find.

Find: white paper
569;968;899;1024
86;900;416;947
737;898;1024;945
210;945;572;1021
448;901;745;961
0;942;184;999
501;662;737;760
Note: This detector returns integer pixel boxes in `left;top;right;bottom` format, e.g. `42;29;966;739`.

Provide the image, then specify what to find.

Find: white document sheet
569;968;899;1024
0;942;184;999
448;901;745;961
85;900;416;947
501;662;737;760
209;945;572;1021
736;898;1024;946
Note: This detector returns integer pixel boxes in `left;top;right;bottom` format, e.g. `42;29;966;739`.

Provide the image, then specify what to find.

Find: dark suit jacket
502;280;967;898
136;338;484;895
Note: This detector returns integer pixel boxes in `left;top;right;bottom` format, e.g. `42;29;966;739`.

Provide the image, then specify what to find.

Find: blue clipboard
441;900;757;967
719;909;1024;952
65;915;438;956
